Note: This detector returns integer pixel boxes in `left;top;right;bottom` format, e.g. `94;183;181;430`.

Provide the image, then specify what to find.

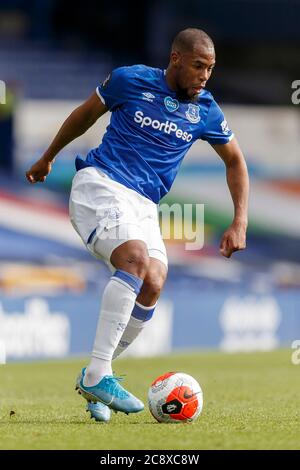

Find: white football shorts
69;167;168;271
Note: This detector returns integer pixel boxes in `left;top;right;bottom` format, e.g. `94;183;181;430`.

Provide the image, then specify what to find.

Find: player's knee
144;265;167;298
111;241;150;279
127;248;150;278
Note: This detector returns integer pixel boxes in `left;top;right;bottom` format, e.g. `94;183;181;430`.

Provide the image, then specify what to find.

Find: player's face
171;46;215;100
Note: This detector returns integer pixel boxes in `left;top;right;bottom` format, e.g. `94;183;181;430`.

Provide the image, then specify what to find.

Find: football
148;372;203;423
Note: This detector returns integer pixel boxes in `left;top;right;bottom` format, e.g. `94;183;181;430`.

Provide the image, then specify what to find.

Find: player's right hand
26;156;53;184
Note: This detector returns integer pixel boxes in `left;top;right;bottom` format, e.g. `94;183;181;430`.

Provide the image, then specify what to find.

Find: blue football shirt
76;64;234;203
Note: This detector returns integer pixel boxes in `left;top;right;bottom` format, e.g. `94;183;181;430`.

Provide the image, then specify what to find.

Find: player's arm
26;92;107;183
211;137;249;258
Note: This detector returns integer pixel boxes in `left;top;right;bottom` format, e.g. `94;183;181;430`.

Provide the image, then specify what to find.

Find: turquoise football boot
75;368;144;414
76;370;111;422
86;401;111;423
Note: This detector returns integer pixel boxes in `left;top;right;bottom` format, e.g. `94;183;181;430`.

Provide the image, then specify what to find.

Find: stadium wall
0;287;299;362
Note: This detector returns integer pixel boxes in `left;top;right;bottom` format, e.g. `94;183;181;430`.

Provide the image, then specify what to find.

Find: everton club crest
185;103;201;124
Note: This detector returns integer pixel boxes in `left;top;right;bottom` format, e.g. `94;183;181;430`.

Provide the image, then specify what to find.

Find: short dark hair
172;28;214;53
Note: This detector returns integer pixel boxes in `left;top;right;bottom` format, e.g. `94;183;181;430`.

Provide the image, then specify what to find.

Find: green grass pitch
0;349;299;450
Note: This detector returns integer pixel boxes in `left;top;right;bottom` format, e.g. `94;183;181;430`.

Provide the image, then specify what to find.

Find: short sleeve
96;67;129;111
201;100;234;145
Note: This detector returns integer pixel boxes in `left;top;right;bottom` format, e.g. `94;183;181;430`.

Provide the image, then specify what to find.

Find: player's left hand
219;220;247;258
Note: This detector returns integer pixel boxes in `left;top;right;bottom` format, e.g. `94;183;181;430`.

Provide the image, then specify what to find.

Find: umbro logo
142;92;155;102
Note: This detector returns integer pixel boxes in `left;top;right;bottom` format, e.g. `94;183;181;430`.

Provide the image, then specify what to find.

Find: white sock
84;272;142;387
113;302;156;360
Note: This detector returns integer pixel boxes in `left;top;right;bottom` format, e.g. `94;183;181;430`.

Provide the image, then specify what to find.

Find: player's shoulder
112;64;161;82
197;88;214;105
197;88;224;113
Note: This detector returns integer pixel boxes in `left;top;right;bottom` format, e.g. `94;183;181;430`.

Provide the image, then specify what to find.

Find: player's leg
77;239;148;413
84;240;148;382
112;204;168;360
113;258;167;359
70;168;156;415
84;256;165;422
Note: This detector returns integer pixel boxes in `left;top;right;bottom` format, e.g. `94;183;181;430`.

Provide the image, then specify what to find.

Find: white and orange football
148;372;203;423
